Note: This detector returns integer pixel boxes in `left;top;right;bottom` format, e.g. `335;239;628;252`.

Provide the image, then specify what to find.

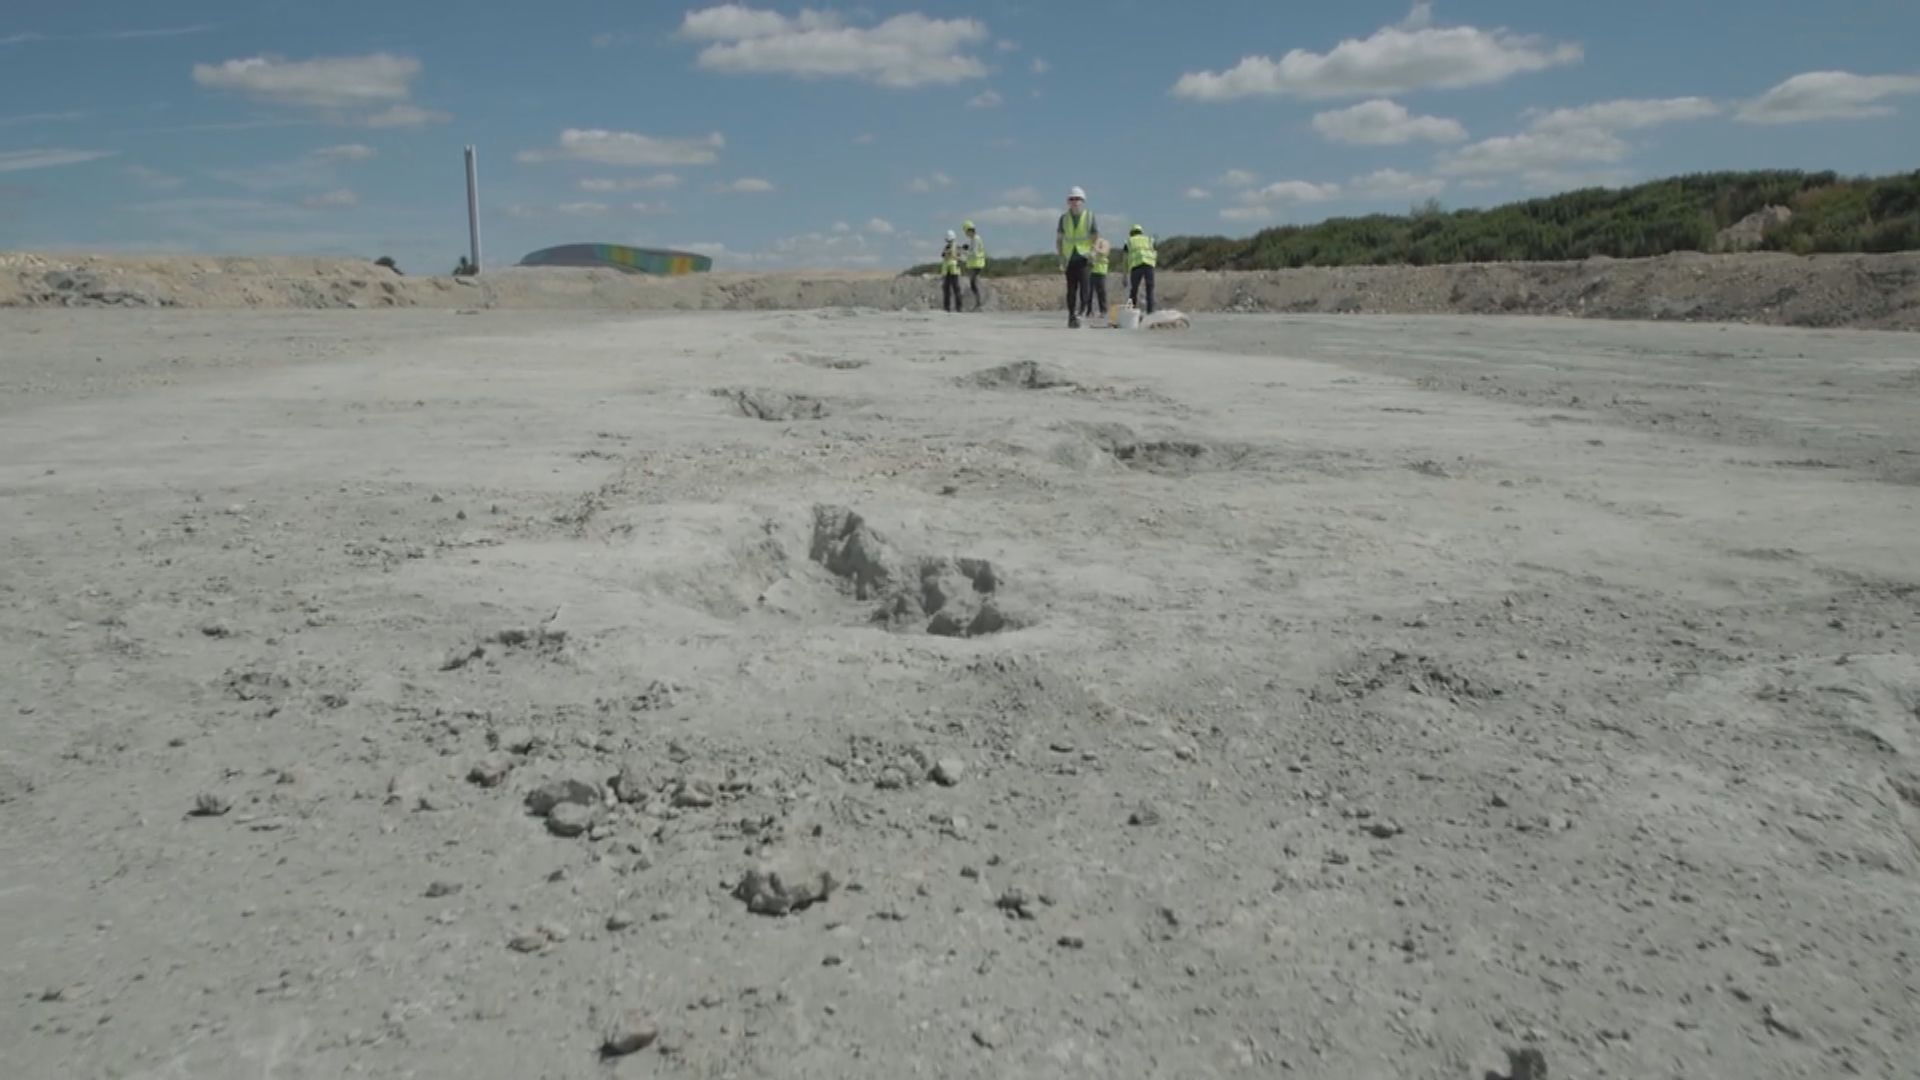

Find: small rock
1173;744;1198;762
822;954;844;967
1763;1003;1804;1040
507;934;548;954
606;911;636;932
1127;803;1162;827
386;768;431;809
467;755;512;788
931;757;968;787
1488;1046;1549;1080
1366;821;1403;839
536;921;571;943
424;881;462;898
666;740;692;764
672;777;717;809
734;863;835;916
1489;792;1510;809
494;727;539;755
972;1026;1003;1049
189;792;231;817
602;1013;659;1057
1325;850;1350;866
996;890;1036;920
1056;934;1085;949
875;766;908;791
1546;814;1572;832
546;802;597;838
610;764;648;804
524;778;599;817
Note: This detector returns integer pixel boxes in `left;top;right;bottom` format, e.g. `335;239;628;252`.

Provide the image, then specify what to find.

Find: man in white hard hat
1055;186;1099;328
940;230;963;313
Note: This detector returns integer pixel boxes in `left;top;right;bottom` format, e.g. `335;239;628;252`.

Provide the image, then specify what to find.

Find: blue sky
2;0;1917;273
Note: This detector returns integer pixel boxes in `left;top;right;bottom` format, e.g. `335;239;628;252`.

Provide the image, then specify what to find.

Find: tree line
905;170;1920;276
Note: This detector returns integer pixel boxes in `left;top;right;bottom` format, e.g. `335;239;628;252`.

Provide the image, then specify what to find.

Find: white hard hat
1068;186;1086;199
946;229;956;240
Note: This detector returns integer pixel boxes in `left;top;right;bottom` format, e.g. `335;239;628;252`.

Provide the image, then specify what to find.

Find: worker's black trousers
942;273;962;312
968;270;983;309
1064;254;1089;322
1130;265;1156;314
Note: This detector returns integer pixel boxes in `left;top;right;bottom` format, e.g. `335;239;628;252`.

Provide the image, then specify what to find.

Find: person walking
940;230;963;313
1083;237;1110;322
1124;223;1157;315
961;220;987;311
1055;186;1099;328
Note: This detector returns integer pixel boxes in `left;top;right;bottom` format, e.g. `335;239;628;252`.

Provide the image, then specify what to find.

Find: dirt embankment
4;249;1918;330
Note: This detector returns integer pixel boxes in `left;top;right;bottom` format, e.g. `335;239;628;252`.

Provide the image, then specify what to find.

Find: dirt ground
2;308;1917;1080
6;249;1920;331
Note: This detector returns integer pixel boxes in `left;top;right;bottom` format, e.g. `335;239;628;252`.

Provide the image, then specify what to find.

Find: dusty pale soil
2;309;1918;1080
5;249;1920;331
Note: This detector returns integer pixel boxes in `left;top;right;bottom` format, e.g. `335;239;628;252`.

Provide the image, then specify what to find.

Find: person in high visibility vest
1125;224;1158;315
940;230;963;313
1081;238;1110;322
961;220;986;311
1055;186;1099;328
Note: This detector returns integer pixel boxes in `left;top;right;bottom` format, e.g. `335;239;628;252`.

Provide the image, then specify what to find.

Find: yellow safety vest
1058;210;1094;258
1126;233;1157;269
941;244;958;274
1091;250;1108;274
965;235;986;270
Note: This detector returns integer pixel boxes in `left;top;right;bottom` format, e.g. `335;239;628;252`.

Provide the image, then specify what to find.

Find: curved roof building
517;243;713;275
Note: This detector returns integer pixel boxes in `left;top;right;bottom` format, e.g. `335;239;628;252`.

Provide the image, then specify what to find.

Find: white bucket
1119;306;1142;330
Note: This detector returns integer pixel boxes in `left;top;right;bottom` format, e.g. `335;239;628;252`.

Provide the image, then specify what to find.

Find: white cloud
1224;180;1341;223
1220;205;1279;223
996;39;1019;53
968;89;1004;108
107;25;217;41
555;201;610;215
865;217;895;234
1350;168;1445;199
1242;180;1341;204
853;132;876;144
969;205;1058;226
1031;57;1049;75
1438;127;1630;176
1220;168;1257;188
906;171;953;192
1311;98;1465;145
1172;4;1580;101
629;201;668;214
722;177;775;193
192;54;419;110
1184;187;1211;200
1737;71;1920;124
0;110;87;127
681;6;991;88
359;104;450;129
0;148;117;173
832;221;851;232
127;164;184;190
300;189;358;209
1527;96;1720;132
519;129;726;167
313;143;377;161
1;33;48;45
579;173;681;192
1001;185;1041;203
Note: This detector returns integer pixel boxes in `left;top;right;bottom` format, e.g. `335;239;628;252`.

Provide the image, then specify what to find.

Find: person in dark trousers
1124;223;1157;315
1082;238;1110;322
961;220;986;311
1055;186;1099;328
940;231;963;313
